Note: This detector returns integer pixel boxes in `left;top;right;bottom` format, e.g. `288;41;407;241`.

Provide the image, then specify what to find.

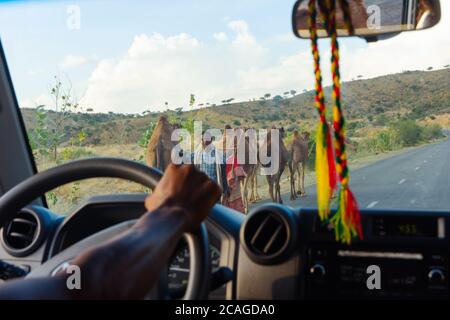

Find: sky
0;0;449;114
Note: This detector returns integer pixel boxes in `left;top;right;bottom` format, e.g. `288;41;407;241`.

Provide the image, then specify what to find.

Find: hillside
21;68;450;146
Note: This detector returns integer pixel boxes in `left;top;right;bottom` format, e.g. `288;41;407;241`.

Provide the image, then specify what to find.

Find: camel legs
275;166;286;204
300;162;306;196
266;175;275;202
275;173;283;204
253;172;261;201
289;162;296;201
241;177;250;214
248;167;259;203
295;164;301;195
249;176;255;203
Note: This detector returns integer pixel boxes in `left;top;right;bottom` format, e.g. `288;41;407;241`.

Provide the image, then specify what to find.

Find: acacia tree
49;75;80;160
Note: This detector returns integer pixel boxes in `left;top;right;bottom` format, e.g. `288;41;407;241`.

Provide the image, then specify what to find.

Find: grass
38;144;148;214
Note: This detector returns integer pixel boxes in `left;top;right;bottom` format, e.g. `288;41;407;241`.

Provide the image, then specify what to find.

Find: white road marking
423;160;427;163
410;199;417;204
367;201;379;208
398;179;406;185
415;166;420;171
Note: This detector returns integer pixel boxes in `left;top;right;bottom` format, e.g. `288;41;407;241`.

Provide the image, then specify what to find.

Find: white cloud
80;6;450;113
80;20;268;113
59;54;91;69
213;32;228;42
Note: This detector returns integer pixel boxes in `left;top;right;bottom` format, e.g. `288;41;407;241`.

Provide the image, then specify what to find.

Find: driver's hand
144;164;221;230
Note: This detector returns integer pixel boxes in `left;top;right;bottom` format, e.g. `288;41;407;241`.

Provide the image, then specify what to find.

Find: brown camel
261;127;294;204
145;116;177;172
289;131;310;197
247;164;261;203
239;130;260;213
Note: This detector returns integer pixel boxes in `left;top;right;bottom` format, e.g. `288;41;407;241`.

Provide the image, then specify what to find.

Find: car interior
0;0;449;300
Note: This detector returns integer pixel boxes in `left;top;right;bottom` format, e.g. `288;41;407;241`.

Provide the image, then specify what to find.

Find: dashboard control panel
304;211;449;299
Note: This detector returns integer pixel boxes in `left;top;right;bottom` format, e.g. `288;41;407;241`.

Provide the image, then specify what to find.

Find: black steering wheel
0;158;211;299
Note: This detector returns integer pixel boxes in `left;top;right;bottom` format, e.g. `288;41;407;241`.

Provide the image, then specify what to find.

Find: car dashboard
0;193;449;300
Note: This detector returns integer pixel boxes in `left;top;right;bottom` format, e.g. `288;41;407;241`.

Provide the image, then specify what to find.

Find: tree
264;93;271;99
29;105;51;160
290;90;296;97
189;94;195;108
138;121;156;149
273;95;283;105
49;75;80;160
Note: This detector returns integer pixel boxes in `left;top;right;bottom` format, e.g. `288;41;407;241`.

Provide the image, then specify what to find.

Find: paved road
254;135;450;211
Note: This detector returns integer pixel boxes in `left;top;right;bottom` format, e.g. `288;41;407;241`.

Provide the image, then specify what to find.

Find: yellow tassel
315;122;331;220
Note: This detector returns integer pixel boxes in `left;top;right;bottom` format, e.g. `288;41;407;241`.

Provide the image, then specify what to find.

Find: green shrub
421;124;443;141
394;120;422;146
57;147;94;163
138;122;156;148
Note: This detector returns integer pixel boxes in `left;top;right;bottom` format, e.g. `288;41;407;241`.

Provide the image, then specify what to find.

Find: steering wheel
0;158;211;299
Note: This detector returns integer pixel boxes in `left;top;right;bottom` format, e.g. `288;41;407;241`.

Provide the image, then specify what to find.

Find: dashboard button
428;268;445;285
309;264;326;279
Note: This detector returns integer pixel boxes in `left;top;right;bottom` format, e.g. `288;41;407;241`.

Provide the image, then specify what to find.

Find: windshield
1;0;449;215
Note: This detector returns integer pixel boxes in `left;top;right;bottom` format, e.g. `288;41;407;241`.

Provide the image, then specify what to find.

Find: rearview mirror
292;0;441;40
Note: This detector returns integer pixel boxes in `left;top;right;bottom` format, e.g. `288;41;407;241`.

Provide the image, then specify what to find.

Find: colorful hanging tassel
308;0;337;221
308;0;363;243
328;0;363;243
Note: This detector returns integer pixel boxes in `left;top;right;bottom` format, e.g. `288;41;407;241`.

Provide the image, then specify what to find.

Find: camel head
302;131;310;141
158;115;169;124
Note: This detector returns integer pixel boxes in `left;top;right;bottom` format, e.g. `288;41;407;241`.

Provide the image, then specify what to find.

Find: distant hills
21;68;450;146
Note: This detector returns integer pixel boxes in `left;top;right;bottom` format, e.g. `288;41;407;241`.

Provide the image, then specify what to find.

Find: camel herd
145;116;310;213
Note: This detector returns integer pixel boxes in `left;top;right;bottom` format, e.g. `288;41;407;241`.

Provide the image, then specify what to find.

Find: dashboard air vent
241;205;297;265
1;209;43;257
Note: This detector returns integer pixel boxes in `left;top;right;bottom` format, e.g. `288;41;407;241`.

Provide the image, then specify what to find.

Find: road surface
253;136;450;211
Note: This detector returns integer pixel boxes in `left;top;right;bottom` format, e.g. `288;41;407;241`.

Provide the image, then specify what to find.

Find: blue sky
0;0;448;113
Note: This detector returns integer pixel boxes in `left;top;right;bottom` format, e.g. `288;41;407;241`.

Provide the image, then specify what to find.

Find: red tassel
346;189;363;240
325;129;337;192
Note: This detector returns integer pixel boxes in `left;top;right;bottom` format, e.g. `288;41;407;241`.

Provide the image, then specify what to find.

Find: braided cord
329;0;348;186
308;0;326;121
327;0;363;243
308;0;337;220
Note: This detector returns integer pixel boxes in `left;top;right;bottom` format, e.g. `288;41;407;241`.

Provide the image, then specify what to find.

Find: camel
239;132;260;214
261;127;294;204
289;131;310;197
145;116;177;172
247;164;261;203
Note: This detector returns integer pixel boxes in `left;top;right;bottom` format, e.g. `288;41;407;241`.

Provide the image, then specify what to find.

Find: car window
0;0;449;214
